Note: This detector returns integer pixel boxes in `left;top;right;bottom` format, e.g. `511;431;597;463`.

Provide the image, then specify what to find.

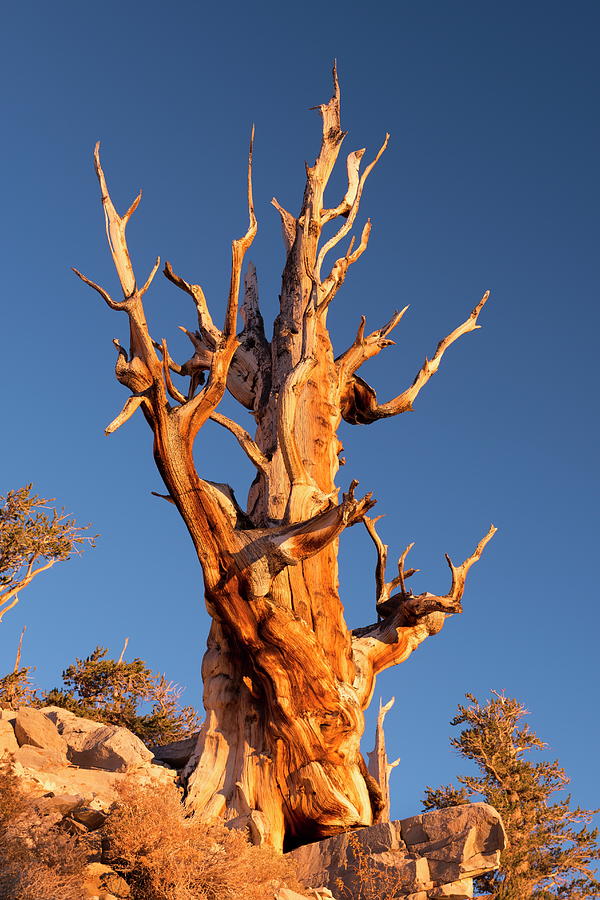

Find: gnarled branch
353;524;496;685
316;133;389;281
363;515;418;616
261;480;375;568
94;141;139;297
75;145;164;415
341;292;490;425
271;198;297;253
317;220;373;315
105;394;146;435
210;411;269;475
72;268;122;311
322;148;366;224
337;307;408;378
176;129;257;440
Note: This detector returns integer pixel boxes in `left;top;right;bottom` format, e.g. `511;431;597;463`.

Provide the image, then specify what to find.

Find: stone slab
290;803;505;899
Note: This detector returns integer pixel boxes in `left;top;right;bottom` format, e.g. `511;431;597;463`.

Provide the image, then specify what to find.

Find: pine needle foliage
0;627;37;709
0;664;36;709
0;484;95;623
44;646;201;746
424;692;600;899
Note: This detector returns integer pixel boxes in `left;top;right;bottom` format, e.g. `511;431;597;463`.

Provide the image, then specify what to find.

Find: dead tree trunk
367;697;400;823
74;67;495;852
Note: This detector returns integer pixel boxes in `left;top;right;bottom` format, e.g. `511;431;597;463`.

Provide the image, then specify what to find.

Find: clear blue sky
1;1;598;823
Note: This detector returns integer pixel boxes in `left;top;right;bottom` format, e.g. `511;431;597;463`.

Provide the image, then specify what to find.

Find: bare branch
311;61;344;175
152;338;182;374
260;480;376;570
164;261;220;343
160;339;187;404
117;636;129;665
112;338;155;394
322;148;366;224
94;142;139;297
150;491;176;505
443;524;498;609
316;133;389;280
210;411;270;475
363;517;418;617
0;594;21;623
176;128;257;439
177;326;213;381
393;543;417;597
0;559;56;623
384;524;497;623
74;145;166;405
224;126;258;340
14;626;26;672
72;268;123;311
363;515;389;605
140;256;161;297
341;292;491;425
336;307;408;376
271;197;297;253
316;220;373;315
105;395;145;435
367;696;398;822
352;525;497;685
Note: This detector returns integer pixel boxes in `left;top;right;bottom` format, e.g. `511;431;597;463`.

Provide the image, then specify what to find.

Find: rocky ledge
291;804;506;899
2;707;505;899
1;704;175;811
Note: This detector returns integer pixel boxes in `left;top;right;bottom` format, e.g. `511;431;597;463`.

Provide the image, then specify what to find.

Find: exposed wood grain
75;66;494;851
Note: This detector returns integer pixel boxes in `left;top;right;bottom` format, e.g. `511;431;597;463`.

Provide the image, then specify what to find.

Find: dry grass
0;763;88;900
0;764;309;900
106;781;307;900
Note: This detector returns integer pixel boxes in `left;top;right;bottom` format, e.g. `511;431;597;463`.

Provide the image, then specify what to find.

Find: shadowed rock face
289;803;506;899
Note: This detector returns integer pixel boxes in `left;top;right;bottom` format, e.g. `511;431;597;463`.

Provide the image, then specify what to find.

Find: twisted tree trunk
74;67;495;851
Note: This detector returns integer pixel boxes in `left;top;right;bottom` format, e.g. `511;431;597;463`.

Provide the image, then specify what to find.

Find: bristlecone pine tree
74;67;496;851
424;693;600;899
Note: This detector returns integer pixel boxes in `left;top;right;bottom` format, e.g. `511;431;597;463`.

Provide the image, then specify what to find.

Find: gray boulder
42;706;107;757
68;723;154;772
290;803;506;900
150;732;199;769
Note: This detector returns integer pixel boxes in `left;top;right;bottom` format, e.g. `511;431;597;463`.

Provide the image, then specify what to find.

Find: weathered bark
367;697;400;823
74;66;495;851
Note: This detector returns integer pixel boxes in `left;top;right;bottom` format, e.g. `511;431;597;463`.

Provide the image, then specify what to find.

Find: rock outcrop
2;706;177;900
2;706;505;900
290;803;506;899
14;706;69;758
6;706;175;816
0;716;19;757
